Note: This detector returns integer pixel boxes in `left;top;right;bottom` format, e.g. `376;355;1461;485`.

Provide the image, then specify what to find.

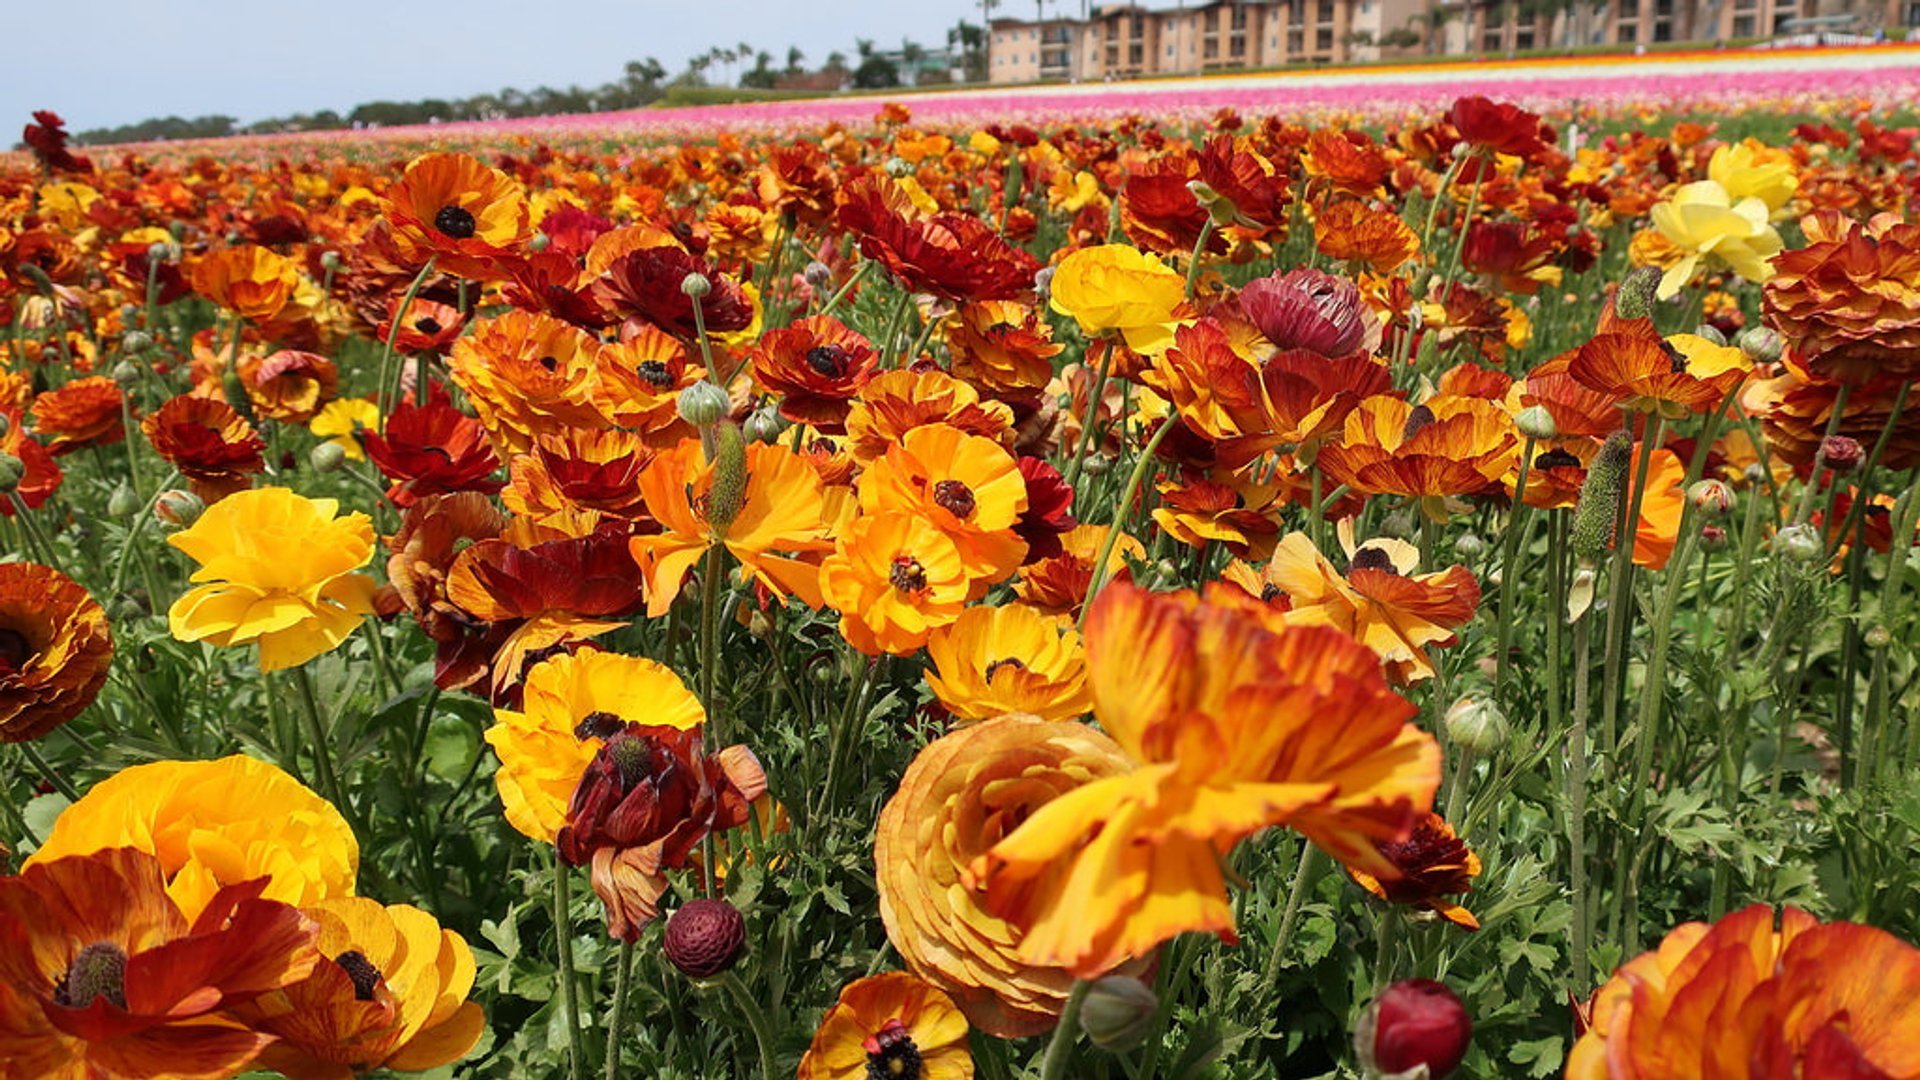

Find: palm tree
901;37;927;84
786;46;806;74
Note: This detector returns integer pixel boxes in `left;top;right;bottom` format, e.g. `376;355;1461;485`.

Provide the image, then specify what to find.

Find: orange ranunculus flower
844;369;1015;464
1626;446;1687;571
1761;357;1920;474
187;243;301;322
923;605;1092;724
798;972;974;1080
1254;531;1481;685
29;755;359;921
232;896;485;1078
749;314;878;433
631;437;832;617
877;716;1139;1037
443;532;645;702
482;650;706;845
590;325;701;444
860;423;1029;594
1048;244;1186;355
446;308;607;456
1522;351;1626;439
1568;904;1920;1078
0;562;112;743
1314;199;1421;274
142;394;266;503
0;847;321;1080
969;582;1441;977
1151;472;1283;561
1301;128;1390;200
236;349;338;423
1568;329;1750;418
944;299;1063;400
1764;210;1920;386
1342;811;1482;930
821;511;970;657
505;426;654;527
1315;394;1520;508
387;492;510;691
384;151;533;281
30;376;125;456
1013;524;1144;618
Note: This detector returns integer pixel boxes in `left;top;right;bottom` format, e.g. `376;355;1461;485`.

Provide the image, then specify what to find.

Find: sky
9;0;1006;132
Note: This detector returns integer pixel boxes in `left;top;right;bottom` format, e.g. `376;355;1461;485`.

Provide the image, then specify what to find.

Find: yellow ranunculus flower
483;650;706;843
1048;244;1187;354
167;486;379;671
924;604;1092;724
1648;180;1784;300
1708;140;1798;216
309;397;381;460
27;754;359;920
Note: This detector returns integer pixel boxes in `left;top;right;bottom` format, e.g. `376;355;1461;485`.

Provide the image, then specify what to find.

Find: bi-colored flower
0;562;112;744
798;971;974;1080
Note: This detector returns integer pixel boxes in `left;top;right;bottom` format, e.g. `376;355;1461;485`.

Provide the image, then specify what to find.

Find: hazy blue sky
10;0;1006;131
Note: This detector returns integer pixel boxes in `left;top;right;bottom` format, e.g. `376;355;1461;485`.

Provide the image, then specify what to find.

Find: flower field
4;64;1920;1078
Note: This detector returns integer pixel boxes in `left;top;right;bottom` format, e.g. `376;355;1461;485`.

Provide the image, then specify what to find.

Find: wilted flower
1343;811;1483;930
166;486;378;671
142;393;266;502
0;562;113;743
236;349;338;423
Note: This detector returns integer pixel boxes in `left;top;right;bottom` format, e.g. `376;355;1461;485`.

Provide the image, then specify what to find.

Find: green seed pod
310;441;347;473
0;452;25;495
1614;266;1661;321
1514;404;1557;441
107;482;142;518
1570;432;1633;563
705;421;748;534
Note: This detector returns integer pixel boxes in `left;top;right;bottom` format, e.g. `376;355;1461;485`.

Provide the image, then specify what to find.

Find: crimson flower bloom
592;246;753;340
361;389;505;506
1449;95;1552;159
836;173;1040;303
1238;269;1372;357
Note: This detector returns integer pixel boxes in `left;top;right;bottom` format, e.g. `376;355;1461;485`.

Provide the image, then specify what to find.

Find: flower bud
1032;266;1055;303
676;381;730;427
1570;432;1633;563
1687;479;1734;521
1737;325;1783;364
310;441;347;473
662;898;746;979
1354;979;1472;1080
1614;266;1661;321
883;156;913;178
528;231;551;253
680;272;712;299
1443;696;1507;755
1080;975;1158;1052
0;414;10;438
1514;405;1556;441
1692;324;1728;347
120;330;152;354
106;482;141;518
743;406;785;444
803;260;834;292
1820;435;1863;474
110;361;142;386
1774;522;1823;563
1866;625;1892;649
147;240;175;264
1698;524;1729;553
318;250;342;272
0;453;24;495
1082;455;1110;476
154;489;205;529
747;610;773;639
1451;533;1486;561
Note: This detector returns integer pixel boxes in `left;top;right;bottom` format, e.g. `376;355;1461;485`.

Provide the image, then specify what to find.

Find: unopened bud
1614;266;1661;321
310;441;347;473
1866;625;1892;649
120;330;152;353
1774;522;1823;563
1692;324;1728;347
679;272;712;299
661;898;746;979
706;421;748;533
318;250;342;272
147;241;174;263
1514;405;1556;441
154;489;205;529
1452;533;1486;561
1699;524;1729;553
747;610;773;639
108;361;141;386
1820;435;1863;474
1570;432;1633;562
1737;325;1783;364
743;406;785;444
1354;979;1472;1080
803;260;833;291
1443;696;1508;755
883;156;913;178
528;231;550;253
106;482;141;518
1033;266;1055;303
1687;479;1735;520
1080;975;1158;1052
0;453;24;495
676;381;730;427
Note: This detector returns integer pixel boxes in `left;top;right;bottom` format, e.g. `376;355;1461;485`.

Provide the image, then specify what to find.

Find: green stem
19;740;79;802
1038;979;1090;1080
377;259;436;424
1496;436;1537;697
1568;612;1594;992
698;542;726;747
290;664;349;819
1062;338;1116;492
1257;843;1324;1005
1079;420;1175;626
1601;418;1663;759
1183;218;1216;299
722;972;780;1080
552;859;587;1080
602;939;636;1080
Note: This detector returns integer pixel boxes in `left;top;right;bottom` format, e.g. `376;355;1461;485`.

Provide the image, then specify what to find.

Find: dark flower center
932;480;976;519
1660;340;1689;375
55;942;127;1010
1349;547;1399;575
807;345;852;378
984;657;1026;682
864;1019;923;1080
889;556;929;595
1535;448;1582;470
636;360;676;389
0;627;32;675
433;205;477;240
1402;404;1437;442
538;355;559;372
606;731;654;785
335;950;382;1001
575;710;627;742
1260;583;1283;602
414;316;444;335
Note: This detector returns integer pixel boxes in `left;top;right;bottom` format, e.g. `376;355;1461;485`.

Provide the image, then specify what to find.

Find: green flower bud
1774;523;1823;563
319;250;342;272
676;381;730;427
1444;696;1508;755
1687;479;1734;521
110;361;142;386
1866;625;1892;649
528;231;551;253
1079;975;1158;1052
0;452;25;495
310;441;347;473
1698;524;1729;553
680;272;712;299
107;482;142;518
154;489;205;529
1514;405;1556;441
1737;326;1783;364
705;421;748;534
1570;432;1633;563
1614;266;1662;321
1692;324;1728;347
743;406;785;444
120;330;152;354
1452;533;1486;561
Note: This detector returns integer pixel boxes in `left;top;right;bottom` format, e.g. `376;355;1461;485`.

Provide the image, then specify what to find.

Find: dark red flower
835;173;1040;303
22;111;92;174
556;723;765;869
1013;456;1077;563
591;247;752;341
361;389;504;506
1355;979;1472;1079
1449;96;1552;159
1239;269;1371;357
749;315;878;432
140;395;265;503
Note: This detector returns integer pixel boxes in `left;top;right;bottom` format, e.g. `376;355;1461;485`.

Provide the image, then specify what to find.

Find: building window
1361;0;1372;12
1316;27;1334;48
1317;0;1334;20
1733;13;1755;32
1618;21;1637;40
